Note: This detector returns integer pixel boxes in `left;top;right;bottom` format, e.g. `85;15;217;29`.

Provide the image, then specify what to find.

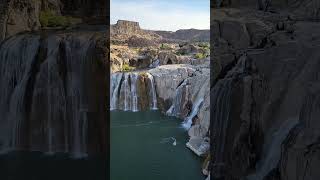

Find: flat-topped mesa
111;20;141;35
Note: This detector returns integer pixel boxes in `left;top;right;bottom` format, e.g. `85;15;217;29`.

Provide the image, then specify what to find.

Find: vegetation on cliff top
122;64;136;72
40;10;82;28
195;52;207;59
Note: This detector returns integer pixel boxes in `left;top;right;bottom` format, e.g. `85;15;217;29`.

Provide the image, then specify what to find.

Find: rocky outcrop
0;0;107;41
0;0;41;41
149;64;210;152
209;4;320;180
279;85;320;180
110;20;162;44
212;0;320;20
110;20;141;36
158;51;179;65
0;30;108;158
127;35;156;47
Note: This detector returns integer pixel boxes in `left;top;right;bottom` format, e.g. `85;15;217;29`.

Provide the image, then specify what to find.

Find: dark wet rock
279;84;320;180
210;4;320;180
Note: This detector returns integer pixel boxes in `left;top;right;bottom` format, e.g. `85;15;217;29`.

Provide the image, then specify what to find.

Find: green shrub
195;53;206;59
40;10;82;28
160;43;172;50
197;42;210;48
122;64;135;72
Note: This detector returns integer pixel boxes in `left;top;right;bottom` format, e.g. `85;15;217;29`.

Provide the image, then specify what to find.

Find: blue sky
111;0;210;31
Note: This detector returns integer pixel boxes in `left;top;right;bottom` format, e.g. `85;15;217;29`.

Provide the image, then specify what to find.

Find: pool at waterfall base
111;110;204;180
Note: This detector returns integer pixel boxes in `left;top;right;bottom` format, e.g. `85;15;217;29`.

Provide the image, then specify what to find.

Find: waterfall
182;97;204;130
110;73;123;110
118;73;131;111
210;78;233;175
147;73;158;110
0;35;40;150
246;118;299;180
166;79;188;116
110;72;158;111
130;73;138;112
0;32;107;158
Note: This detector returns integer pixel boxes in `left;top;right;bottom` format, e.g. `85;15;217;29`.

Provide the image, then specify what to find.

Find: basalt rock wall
210;4;320;180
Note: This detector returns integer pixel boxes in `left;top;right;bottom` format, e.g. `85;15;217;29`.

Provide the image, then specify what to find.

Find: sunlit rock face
0;30;108;158
110;20;141;36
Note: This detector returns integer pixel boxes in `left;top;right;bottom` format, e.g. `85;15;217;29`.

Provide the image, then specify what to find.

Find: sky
110;0;210;31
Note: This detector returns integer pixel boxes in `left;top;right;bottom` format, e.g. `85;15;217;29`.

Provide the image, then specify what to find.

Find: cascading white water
182;97;204;130
147;73;158;110
130;73;138;112
247;118;299;180
0;33;104;158
119;73;131;111
110;73;123;110
110;72;159;111
166;79;188;116
0;35;41;150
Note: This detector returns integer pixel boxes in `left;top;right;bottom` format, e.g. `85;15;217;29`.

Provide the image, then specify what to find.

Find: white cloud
110;0;210;31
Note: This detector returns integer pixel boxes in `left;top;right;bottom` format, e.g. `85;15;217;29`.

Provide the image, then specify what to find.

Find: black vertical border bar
106;0;110;179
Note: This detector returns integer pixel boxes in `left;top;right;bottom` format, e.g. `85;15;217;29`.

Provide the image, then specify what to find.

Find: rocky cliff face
210;2;320;179
0;0;107;41
110;20;141;35
0;30;108;157
0;0;41;41
110;20;162;46
154;29;210;42
212;0;320;20
111;20;210;45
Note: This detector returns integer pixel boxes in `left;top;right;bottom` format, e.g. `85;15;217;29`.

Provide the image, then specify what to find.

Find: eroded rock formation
210;1;320;179
0;0;107;41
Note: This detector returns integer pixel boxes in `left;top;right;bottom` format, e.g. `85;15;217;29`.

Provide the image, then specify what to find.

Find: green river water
110;110;204;180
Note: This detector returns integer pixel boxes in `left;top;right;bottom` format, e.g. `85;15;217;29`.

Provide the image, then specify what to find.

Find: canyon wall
154;29;210;42
0;0;107;41
210;1;320;179
111;20;210;44
110;20;141;35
